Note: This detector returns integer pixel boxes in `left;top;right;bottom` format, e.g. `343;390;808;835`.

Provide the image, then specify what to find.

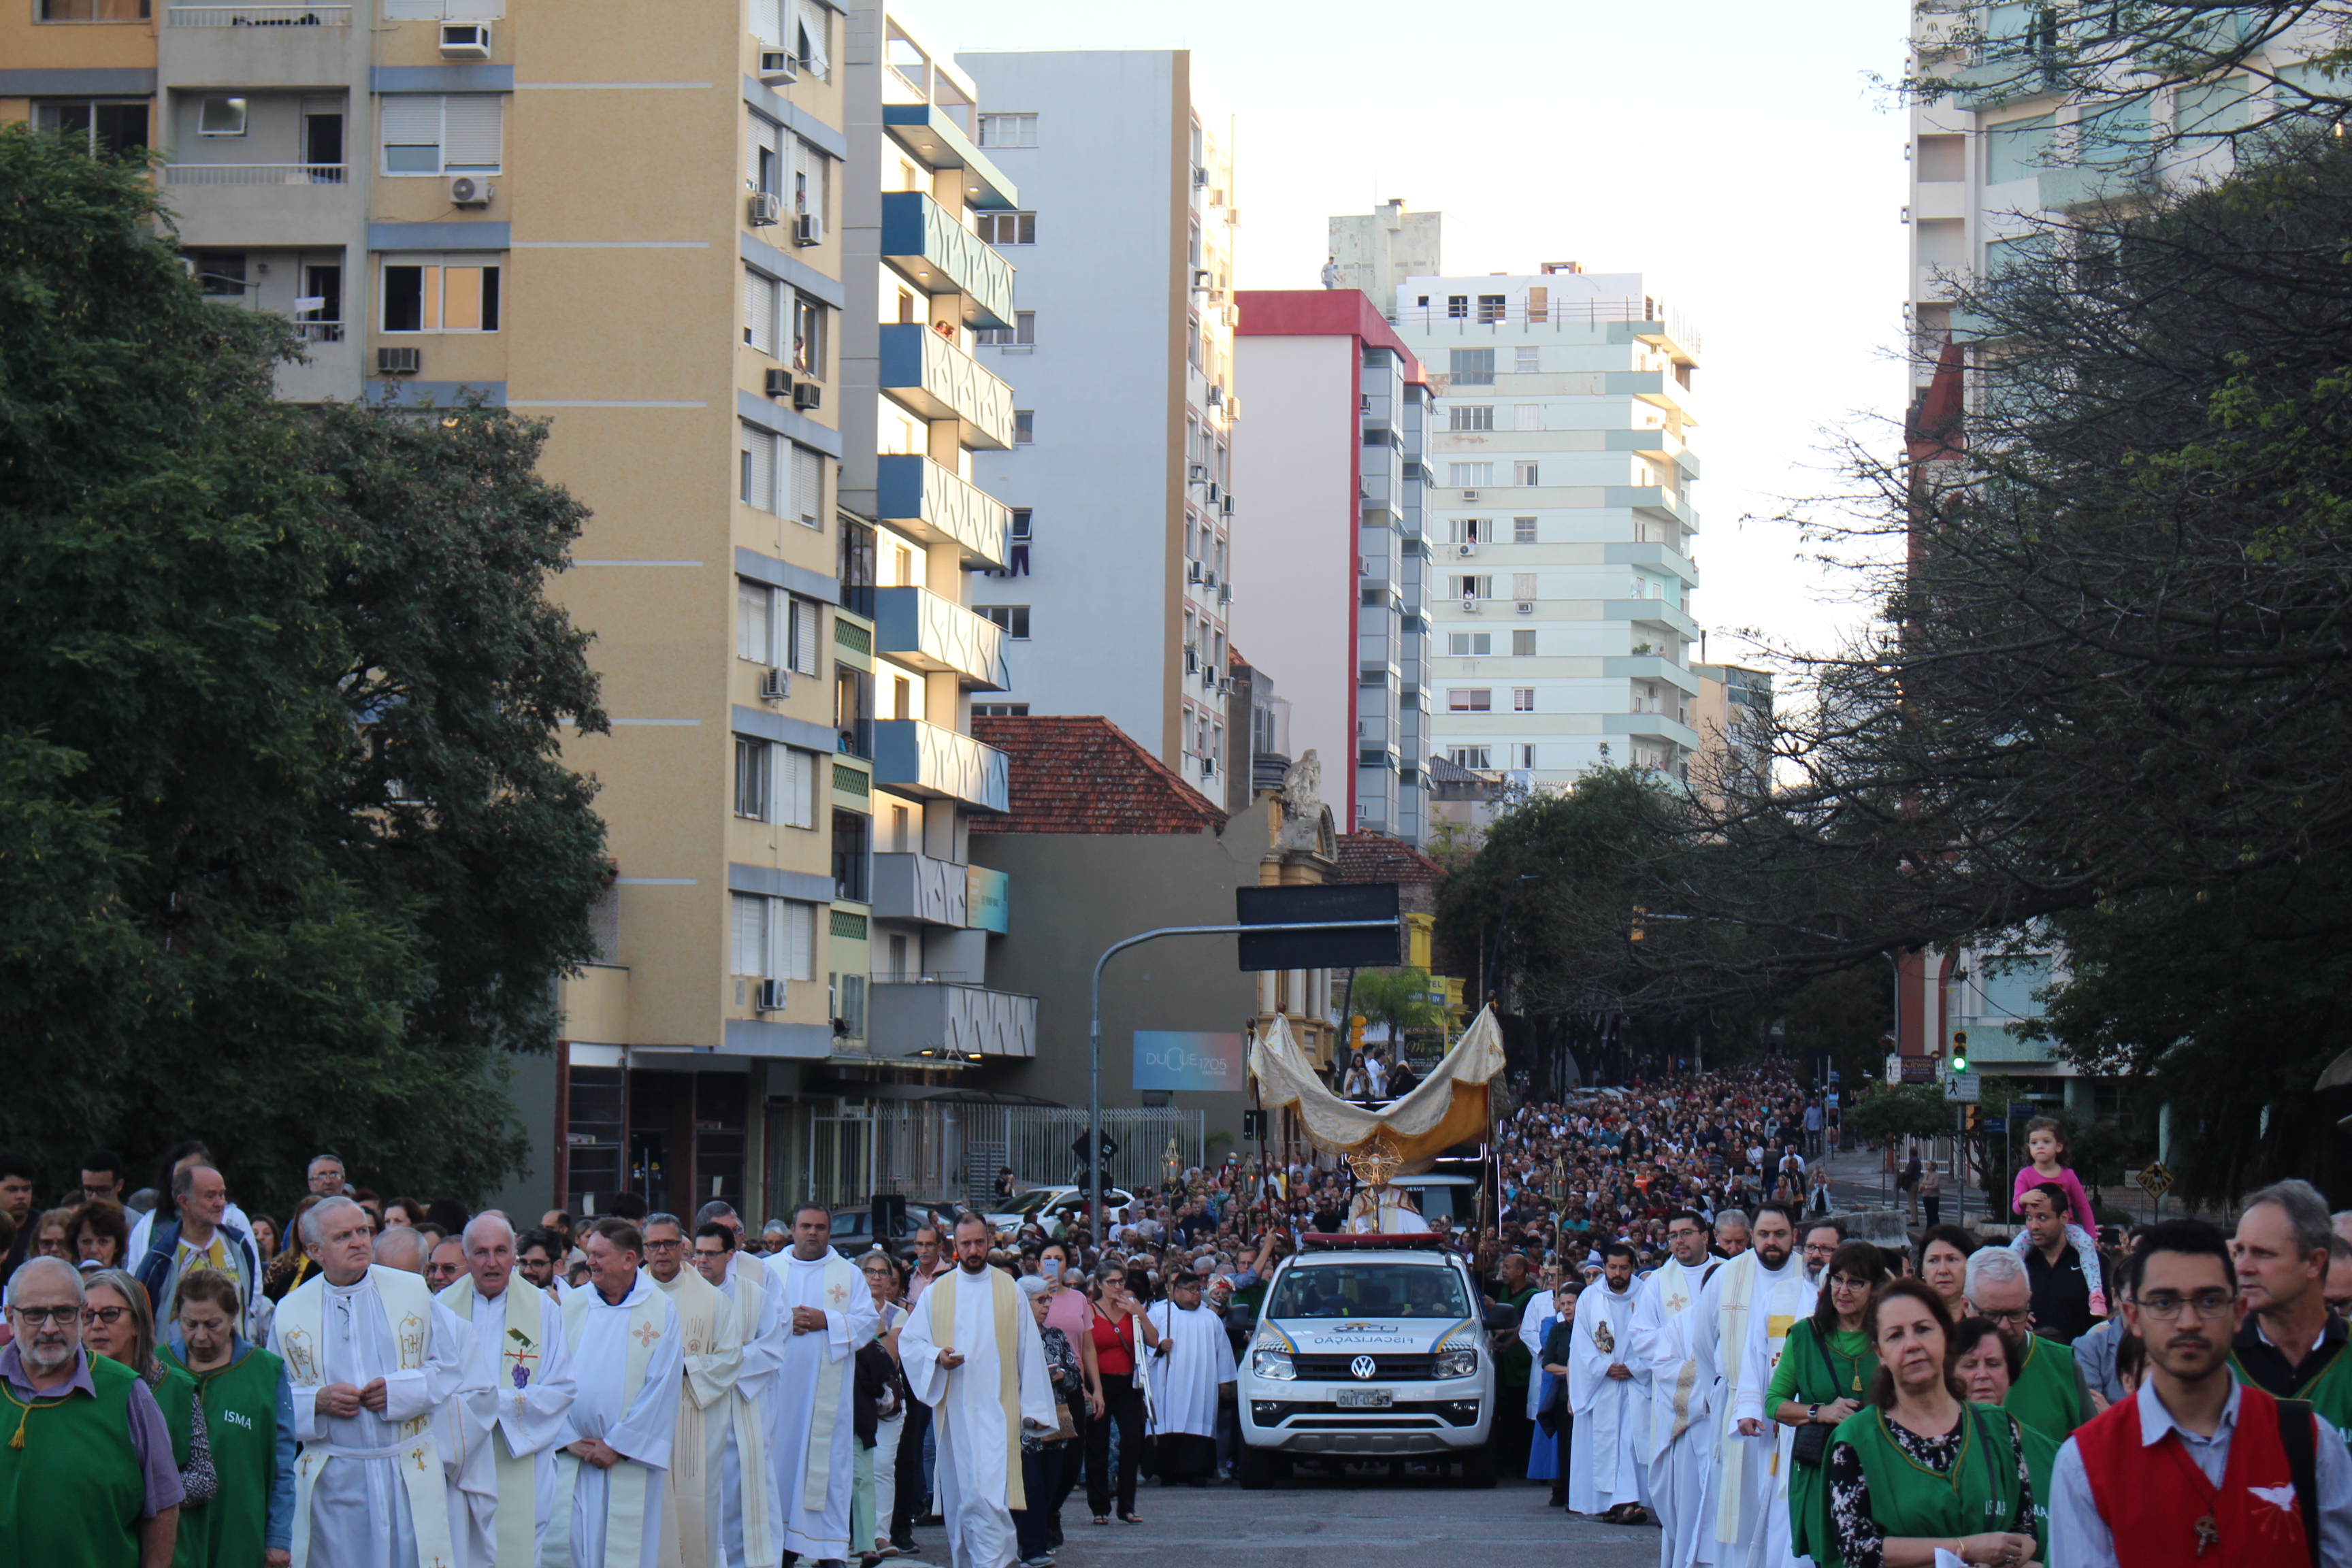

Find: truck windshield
1267;1263;1472;1320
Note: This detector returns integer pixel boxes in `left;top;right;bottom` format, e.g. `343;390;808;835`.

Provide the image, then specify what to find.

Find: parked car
824;1198;952;1259
985;1185;1134;1242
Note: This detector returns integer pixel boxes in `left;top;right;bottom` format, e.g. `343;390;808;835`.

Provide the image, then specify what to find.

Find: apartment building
1690;659;1773;808
1231;288;1433;846
948;48;1241;791
3;0;1055;1219
1367;219;1704;789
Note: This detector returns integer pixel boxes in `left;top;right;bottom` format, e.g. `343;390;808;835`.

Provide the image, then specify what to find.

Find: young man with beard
1567;1243;1648;1524
1722;1201;1812;1568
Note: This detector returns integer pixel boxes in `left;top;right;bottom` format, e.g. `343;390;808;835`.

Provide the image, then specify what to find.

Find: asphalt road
900;1470;1663;1568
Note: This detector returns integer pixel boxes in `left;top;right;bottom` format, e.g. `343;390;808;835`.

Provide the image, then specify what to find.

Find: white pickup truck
1235;1233;1500;1487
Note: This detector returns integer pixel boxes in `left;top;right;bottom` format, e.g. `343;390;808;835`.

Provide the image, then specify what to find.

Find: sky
915;0;1914;666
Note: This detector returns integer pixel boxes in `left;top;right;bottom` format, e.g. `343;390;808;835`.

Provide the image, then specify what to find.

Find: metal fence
769;1098;1205;1213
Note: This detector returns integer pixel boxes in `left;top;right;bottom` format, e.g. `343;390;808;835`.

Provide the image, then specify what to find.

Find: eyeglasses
643;1239;683;1252
1981;1307;2034;1326
8;1306;80;1327
2134;1291;2236;1321
1829;1275;1872;1292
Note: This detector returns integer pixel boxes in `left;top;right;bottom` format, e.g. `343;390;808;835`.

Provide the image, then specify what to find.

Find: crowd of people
8;1062;2352;1568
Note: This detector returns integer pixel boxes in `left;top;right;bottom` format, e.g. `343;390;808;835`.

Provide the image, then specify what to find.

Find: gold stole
439;1275;546;1568
545;1284;665;1568
1711;1253;1757;1541
276;1265;458;1568
795;1252;866;1514
651;1268;728;1568
927;1267;1026;1509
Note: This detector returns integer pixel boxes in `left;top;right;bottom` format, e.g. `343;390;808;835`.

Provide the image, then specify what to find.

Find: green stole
2002;1334;2084;1437
2001;1409;2058;1561
163;1344;283;1568
148;1362;206;1568
2231;1341;2352;1451
1;1353;145;1568
1782;1322;1878;1566
1833;1403;2023;1558
437;1275;547;1568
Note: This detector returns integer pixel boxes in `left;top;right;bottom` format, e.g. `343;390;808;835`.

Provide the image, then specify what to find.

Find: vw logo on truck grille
1349;1355;1378;1380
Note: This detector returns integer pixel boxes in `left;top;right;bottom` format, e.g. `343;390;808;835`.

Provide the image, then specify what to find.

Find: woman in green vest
163;1267;297;1568
1826;1279;2038;1568
83;1267;216;1568
1765;1241;1885;1563
1955;1314;2059;1561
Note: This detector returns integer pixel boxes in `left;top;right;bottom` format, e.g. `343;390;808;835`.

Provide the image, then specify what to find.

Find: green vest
2231;1342;2352;1450
2003;1333;2084;1437
144;1362;206;1568
1782;1321;1880;1565
2004;1409;2058;1561
1833;1403;2025;1561
163;1345;281;1568
0;1352;146;1568
1497;1286;1541;1388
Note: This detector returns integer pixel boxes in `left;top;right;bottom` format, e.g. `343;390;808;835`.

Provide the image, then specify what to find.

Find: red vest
2076;1381;2310;1567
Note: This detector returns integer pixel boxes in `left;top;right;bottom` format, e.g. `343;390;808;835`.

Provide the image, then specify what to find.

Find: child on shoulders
2009;1115;2106;1315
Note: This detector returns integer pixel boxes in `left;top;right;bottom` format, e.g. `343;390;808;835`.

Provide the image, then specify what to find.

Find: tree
0;126;606;1215
1842;1082;1954;1148
1348;968;1452;1054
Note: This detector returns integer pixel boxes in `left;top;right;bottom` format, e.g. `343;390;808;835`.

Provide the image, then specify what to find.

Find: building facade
1231;289;1433;845
1690;659;1773;807
947;48;1241;790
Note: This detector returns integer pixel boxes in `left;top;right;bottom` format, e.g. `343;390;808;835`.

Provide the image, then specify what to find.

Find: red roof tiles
970;716;1228;836
1333;831;1446;887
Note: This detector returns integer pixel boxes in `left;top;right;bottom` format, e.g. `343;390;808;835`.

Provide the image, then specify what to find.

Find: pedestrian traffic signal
1950;1030;1969;1073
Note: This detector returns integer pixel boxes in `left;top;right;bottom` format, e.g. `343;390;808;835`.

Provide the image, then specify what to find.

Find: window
1512;629;1537;656
1515;461;1540;487
791;293;826;377
738;578;774;663
740;428;825;527
1449;575;1491;600
1448;405;1494;432
795;0;832;80
978;113;1038;148
380;93;502;176
1446;295;1468;320
734;738;772;819
1010;509;1033;540
1449;348;1494;386
744;269;779;355
1476;294;1506;323
1448;746;1492;770
1515;404;1541;431
1013;410;1034;445
1512;688;1535;712
1447;689;1492;713
785;595;821;675
778;747;817;828
197;95;247;136
977;211;1036;244
790;133;828;220
1448;632;1491;655
730;894;815;980
32;99;148;157
1513;517;1537;544
1512;744;1535;768
381;256;501;331
975;605;1030;639
1985;113;2054;185
976;311;1035;347
39;0;152;15
1515;346;1539;374
1447;463;1494;488
189;250;247;297
1447;518;1488;544
1512;572;1538;600
973;703;1030;717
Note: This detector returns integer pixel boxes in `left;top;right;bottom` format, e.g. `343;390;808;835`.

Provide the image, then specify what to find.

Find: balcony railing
870;852;970;928
1392;297;1702;358
877;323;1015;449
872;586;1009;691
868;980;1036;1061
879;190;1015;329
169;4;352;21
872;719;1009;813
163;162;347;184
875;455;1010;571
297;319;344;342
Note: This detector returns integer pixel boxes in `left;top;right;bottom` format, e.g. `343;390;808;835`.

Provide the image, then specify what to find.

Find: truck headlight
1435;1348;1478;1379
1251;1348;1296;1381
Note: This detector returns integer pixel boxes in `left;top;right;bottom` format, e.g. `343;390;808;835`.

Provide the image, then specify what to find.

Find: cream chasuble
715;1257;780;1568
762;1248;874;1561
897;1265;1054;1568
1733;1271;1818;1568
1631;1256;1717;1568
649;1267;740;1568
546;1274;682;1568
439;1274;576;1568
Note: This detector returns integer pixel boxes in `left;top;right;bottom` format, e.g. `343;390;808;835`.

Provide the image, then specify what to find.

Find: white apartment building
1385;253;1703;787
949;49;1240;787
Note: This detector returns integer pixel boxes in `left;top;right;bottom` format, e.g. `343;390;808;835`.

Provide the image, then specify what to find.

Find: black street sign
1071;1130;1120;1162
1235;883;1401;970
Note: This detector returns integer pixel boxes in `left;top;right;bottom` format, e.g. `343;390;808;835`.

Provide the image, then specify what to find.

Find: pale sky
919;0;1914;667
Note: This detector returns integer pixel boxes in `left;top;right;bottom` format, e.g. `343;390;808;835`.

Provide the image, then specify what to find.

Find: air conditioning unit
792;381;821;412
753;978;787;1011
1455;542;1478;559
1192;166;1209;188
1203;570;1218;589
448;174;493;208
1218;583;1232;604
792;213;823;246
761;666;791;700
1222;494;1235;515
1192;268;1211;289
763;367;794;398
748;190;782;227
376;346;420;375
1187;560;1203;583
439;20;491;57
1188;463;1206;481
1461;489;1480;501
757;48;798;84
1207;384;1225;407
1516;601;1536;615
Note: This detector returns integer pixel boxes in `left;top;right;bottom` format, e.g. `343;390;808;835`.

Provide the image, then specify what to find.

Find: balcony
870;852;970;928
879;191;1015;329
163;7;357;90
1602;598;1701;642
878;324;1015;450
169;3;350;21
868;980;1037;1060
872;585;1009;690
872;719;1010;813
881;103;1018;210
875;455;1010;570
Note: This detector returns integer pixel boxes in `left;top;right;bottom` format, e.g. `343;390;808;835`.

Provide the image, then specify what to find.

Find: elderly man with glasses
1967;1245;2097;1438
1;1256;186;1568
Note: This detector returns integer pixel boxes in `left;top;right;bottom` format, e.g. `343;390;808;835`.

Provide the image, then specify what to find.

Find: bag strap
2274;1395;2323;1568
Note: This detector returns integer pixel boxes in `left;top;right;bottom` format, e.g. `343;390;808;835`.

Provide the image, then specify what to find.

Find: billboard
966;864;1009;933
1134;1031;1245;1093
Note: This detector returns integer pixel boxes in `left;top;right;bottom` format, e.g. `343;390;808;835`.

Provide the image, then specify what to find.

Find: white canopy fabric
1249;1005;1505;1171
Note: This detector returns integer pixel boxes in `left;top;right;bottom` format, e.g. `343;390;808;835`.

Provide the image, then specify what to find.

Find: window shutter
781;900;816;982
743;428;777;512
1513;572;1538;600
791;445;823;527
782;747;815;828
738;578;772;662
442;94;502;170
791;598;822;676
797;0;831;76
745;270;777;355
731;894;768;977
752;0;785;46
380;95;441;155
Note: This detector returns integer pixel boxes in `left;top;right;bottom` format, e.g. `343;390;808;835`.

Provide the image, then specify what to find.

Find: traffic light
1950;1030;1970;1073
1630;906;1647;943
1348;1015;1367;1053
1963;1104;1979;1132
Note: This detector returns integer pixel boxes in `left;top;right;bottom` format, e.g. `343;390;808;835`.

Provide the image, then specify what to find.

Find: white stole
717;1264;777;1566
924;1266;1027;1509
546;1283;666;1568
794;1252;865;1514
441;1275;551;1568
277;1266;459;1568
1708;1252;1757;1541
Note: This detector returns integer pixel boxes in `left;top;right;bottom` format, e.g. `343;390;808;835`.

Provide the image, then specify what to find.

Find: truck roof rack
1296;1232;1458;1254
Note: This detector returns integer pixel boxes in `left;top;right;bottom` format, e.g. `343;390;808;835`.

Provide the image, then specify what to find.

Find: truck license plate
1336;1388;1393;1408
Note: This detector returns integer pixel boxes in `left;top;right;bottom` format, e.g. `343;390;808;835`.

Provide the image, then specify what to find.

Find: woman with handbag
1011;1276;1082;1568
1765;1242;1886;1563
1083;1264;1154;1525
1827;1281;2038;1568
860;1252;910;1562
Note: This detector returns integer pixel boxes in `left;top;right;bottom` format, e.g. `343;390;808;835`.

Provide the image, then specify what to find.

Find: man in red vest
2050;1218;2352;1566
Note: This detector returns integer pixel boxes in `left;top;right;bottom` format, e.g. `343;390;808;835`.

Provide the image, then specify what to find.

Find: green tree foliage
1348;968;1452;1053
0;126;607;1215
1842;1082;1954;1147
1780;965;1895;1094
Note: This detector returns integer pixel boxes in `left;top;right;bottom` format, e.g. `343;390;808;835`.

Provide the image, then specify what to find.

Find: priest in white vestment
762;1203;878;1565
438;1214;576;1568
699;1225;781;1568
1733;1206;1819;1568
1567;1243;1649;1520
1631;1211;1720;1568
641;1215;741;1568
896;1215;1056;1568
549;1219;685;1568
1141;1271;1237;1486
270;1197;468;1568
372;1225;493;1568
